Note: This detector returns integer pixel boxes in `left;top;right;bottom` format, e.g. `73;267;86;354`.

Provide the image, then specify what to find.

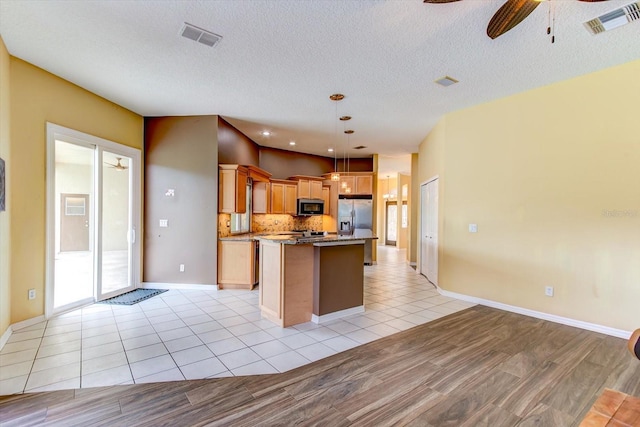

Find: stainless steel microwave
297;198;324;216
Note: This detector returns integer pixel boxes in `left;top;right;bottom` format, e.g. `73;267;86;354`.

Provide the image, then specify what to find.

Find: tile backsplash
218;213;323;237
252;214;322;233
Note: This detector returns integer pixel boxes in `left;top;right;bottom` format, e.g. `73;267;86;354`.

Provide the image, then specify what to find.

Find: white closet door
420;179;438;285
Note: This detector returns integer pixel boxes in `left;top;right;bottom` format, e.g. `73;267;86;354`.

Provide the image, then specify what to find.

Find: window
231;181;251;234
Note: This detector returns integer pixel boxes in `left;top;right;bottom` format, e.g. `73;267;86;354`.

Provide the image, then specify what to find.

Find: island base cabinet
259;241;313;327
313;244;364;317
218;240;257;290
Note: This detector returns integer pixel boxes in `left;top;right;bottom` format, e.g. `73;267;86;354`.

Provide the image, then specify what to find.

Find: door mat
99;288;168;305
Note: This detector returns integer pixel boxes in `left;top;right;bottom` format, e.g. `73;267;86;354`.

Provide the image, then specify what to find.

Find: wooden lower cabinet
259;241;313;327
218;240;258;289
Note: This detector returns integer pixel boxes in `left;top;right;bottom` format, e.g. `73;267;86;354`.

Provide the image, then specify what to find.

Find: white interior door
420;179;438;285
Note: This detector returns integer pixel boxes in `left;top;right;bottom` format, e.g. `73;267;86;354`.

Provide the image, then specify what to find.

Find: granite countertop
220;231;378;245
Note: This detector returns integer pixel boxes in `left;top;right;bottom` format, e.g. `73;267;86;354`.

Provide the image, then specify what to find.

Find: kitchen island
257;233;377;327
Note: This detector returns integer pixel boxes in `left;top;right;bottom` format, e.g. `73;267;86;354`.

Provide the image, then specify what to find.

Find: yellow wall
0;38;11;335
418;60;640;331
8;58;143;324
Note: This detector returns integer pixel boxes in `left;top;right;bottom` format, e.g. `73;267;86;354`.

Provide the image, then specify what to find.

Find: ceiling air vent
435;76;459;87
353;145;367;150
180;23;222;47
584;2;640;35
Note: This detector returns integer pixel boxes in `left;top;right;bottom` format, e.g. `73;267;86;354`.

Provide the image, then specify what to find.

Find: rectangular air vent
584;1;640;35
180;23;222;47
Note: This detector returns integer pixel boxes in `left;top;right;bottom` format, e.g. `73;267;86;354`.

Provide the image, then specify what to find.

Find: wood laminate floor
1;305;639;427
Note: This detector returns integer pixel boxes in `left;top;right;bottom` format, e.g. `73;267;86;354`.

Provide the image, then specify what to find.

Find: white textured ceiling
1;0;639;159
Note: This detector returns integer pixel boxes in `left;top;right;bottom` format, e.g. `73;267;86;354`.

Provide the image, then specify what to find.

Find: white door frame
419;175;439;286
45;123;141;317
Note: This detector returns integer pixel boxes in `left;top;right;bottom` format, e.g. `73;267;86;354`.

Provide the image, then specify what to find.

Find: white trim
311;305;365;324
45;123;142;314
419;174;439;187
436;287;632;339
0;315;47;351
0;326;10;350
141;282;219;291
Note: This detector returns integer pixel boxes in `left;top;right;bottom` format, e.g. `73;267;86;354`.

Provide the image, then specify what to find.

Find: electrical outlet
28;289;36;300
545;286;554;297
468;224;478;233
179;264;185;272
159;219;168;228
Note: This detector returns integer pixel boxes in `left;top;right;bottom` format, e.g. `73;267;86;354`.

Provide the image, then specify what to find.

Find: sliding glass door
46;124;140;316
98;150;135;300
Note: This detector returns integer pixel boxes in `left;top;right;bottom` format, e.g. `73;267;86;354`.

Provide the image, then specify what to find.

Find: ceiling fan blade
487;0;542;40
423;0;462;3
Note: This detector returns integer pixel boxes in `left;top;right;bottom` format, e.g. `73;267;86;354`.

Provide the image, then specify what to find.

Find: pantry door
420;178;438;285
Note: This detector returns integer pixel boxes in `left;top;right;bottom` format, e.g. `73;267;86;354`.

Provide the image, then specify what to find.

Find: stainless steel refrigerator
338;195;373;265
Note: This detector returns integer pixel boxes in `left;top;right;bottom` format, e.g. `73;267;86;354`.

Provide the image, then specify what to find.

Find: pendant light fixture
343;129;354;193
329;93;344;181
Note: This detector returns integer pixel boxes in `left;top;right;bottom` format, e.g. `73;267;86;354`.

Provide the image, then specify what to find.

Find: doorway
420;178;438;285
60;194;90;252
385;201;397;246
46;124;141;316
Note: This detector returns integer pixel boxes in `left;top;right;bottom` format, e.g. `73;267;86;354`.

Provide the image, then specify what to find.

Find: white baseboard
436;287;632;339
312;305;364;324
141;282;219;291
0;326;11;350
0;315;46;351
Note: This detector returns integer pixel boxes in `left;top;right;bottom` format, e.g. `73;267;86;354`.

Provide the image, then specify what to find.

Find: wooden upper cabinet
310;180;323;199
297;179;310;199
337;173;374;195
246;165;271;183
253;181;270;214
270;179;298;214
284;183;297;215
270;182;285;214
338;176;355;195
322;186;330;215
355;175;373;195
219;165;248;213
289;175;324;200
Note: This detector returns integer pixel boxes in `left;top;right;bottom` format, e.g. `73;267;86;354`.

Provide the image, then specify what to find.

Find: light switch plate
159;219;168;228
469;224;478;233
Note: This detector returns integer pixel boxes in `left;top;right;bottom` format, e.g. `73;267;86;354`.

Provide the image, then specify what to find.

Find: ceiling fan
424;0;609;39
105;157;128;171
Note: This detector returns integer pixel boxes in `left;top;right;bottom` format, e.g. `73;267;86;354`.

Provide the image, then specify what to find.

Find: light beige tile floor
0;246;475;395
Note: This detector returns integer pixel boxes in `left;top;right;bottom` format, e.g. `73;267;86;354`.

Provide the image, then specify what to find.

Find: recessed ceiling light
261;131;271;137
435;76;459;87
328;148;334;152
289;141;296;146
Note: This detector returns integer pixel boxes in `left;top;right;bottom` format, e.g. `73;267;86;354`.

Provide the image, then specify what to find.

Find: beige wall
0;38;11;335
8;57;142;325
418;60;640;331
